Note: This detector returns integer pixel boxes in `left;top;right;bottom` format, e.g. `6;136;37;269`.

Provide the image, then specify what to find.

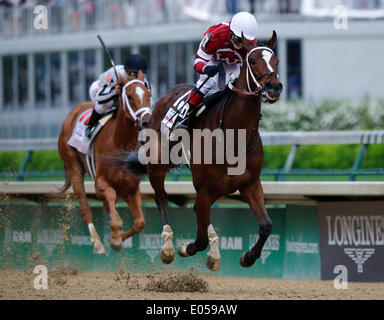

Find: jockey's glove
204;65;220;77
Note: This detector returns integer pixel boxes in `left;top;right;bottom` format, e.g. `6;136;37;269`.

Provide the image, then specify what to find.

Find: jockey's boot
85;108;103;138
174;88;205;130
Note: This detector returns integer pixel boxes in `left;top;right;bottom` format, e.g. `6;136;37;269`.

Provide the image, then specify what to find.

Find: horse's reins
121;79;152;123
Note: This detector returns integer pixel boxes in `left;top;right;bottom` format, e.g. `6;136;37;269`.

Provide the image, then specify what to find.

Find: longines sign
318;201;384;282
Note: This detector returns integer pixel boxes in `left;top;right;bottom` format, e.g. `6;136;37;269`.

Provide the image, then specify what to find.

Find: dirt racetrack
1;267;383;300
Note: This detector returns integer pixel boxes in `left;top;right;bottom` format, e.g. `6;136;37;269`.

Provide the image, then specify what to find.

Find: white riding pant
196;62;240;95
89;81;115;114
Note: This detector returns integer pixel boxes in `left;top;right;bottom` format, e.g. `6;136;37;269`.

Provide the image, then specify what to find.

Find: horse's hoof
110;241;123;252
160;249;174;264
239;251;255;268
93;241;106;255
206;255;221;271
177;243;189;257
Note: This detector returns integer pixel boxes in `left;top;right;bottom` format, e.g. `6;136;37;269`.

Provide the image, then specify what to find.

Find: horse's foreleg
178;190;220;270
239;179;272;267
68;165;105;254
121;189;146;240
206;223;221;271
95;177;123;252
148;166;174;264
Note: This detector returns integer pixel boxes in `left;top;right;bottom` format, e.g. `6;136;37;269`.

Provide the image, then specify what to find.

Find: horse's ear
137;70;144;81
267;30;277;50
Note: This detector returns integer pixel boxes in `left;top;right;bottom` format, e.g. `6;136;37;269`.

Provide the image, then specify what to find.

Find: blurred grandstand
0;0;384;138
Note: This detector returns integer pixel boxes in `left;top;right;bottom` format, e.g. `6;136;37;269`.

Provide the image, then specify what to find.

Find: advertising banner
318;201;384;282
0;203;287;278
0;203;323;280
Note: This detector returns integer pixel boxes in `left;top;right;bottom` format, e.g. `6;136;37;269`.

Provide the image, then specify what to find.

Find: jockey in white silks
85;54;152;138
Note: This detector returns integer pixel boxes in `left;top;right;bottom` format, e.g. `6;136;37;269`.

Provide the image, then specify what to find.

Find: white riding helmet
230;12;258;41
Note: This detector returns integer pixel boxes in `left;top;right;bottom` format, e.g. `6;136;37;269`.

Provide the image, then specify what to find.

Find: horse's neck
113;107;138;148
222;63;261;133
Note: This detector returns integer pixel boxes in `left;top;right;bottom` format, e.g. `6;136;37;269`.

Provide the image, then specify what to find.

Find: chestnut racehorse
116;32;282;270
58;71;152;254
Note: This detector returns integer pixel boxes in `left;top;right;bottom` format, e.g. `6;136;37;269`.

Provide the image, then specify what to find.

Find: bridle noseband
121;79;152;124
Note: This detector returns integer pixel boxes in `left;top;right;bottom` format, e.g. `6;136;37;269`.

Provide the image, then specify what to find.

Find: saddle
67;107;117;178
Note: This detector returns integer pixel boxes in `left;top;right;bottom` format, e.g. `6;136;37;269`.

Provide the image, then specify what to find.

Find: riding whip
97;35;119;84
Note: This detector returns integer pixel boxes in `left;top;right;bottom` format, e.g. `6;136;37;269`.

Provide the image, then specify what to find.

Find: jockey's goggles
230;31;242;45
126;69;148;77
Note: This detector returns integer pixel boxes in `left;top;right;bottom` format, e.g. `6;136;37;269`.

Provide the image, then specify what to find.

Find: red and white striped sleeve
194;33;215;74
194;48;213;74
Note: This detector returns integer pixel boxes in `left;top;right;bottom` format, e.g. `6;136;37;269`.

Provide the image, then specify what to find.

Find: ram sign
318;201;384;282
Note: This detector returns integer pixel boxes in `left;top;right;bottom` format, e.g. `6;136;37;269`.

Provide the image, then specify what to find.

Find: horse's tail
108;150;148;177
59;166;72;193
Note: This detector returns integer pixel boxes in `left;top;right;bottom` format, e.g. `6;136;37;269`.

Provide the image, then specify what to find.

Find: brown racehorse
58;71;152;254
116;32;282;270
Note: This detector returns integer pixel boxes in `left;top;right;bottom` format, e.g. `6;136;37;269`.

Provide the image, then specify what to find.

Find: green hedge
1;144;383;174
0;151;63;173
260;99;384;131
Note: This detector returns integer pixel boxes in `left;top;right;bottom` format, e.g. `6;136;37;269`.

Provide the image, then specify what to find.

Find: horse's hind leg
66;161;105;254
239;179;272;267
95;176;123;252
148;165;174;264
121;188;146;240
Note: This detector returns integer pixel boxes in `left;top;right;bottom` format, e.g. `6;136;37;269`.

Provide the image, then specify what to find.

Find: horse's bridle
121;79;152;124
229;46;279;99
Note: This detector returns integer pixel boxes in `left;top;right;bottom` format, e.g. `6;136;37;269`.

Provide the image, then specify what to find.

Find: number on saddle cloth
161;87;231;133
161;90;192;129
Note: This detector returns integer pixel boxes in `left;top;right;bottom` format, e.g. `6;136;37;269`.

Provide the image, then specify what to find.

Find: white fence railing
1;130;383;182
1;181;384;205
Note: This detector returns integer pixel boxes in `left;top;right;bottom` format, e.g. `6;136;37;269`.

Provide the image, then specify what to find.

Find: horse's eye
249;59;256;66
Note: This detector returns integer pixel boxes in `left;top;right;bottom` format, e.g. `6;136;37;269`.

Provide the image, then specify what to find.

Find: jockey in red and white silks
85;54;152;138
174;11;258;129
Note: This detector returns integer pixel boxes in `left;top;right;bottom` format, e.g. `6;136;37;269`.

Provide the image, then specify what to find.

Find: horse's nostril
266;82;274;91
267;82;282;94
141;122;149;129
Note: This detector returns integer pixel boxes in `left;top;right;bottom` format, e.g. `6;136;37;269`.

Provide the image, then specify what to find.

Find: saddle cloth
161;89;211;141
67;107;115;179
161;89;192;130
160;87;230;140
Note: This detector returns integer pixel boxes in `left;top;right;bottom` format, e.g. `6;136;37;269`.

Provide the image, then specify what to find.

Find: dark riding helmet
124;54;148;74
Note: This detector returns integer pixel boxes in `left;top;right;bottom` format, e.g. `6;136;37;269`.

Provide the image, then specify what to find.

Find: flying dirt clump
144;267;209;293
